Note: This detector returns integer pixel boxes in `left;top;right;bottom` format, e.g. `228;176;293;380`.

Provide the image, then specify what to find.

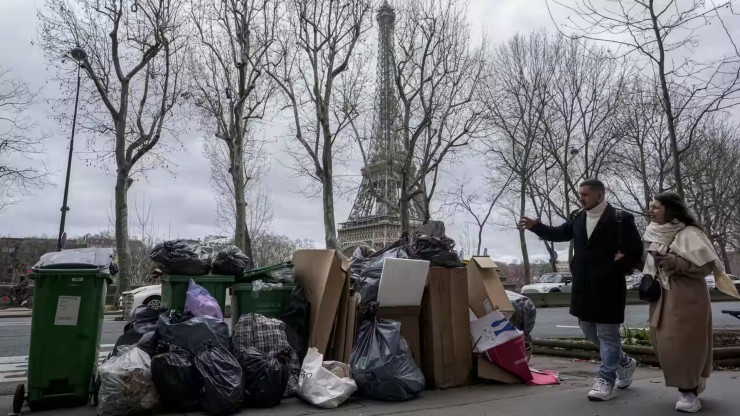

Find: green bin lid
243;262;293;277
165;274;235;283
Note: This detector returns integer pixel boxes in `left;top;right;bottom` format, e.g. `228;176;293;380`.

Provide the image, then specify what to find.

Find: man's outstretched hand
518;217;540;230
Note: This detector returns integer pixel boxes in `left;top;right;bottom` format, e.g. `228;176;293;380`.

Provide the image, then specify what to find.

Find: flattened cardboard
476;355;524;384
293;250;349;354
378;305;422;366
330;273;351;361
468;256;514;318
343;292;361;363
421;267;472;389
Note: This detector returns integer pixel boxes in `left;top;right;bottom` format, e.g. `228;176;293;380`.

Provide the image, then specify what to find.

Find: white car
120;285;163;317
705;274;740;291
521;273;573;294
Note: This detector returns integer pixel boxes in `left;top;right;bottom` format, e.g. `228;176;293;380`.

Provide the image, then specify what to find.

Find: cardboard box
293;250;349;355
329;272;351;362
476;355;524;384
377;305;422;366
467;256;514;319
420;267;472;389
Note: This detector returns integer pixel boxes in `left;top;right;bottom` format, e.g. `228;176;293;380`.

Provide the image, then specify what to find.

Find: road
532;301;740;338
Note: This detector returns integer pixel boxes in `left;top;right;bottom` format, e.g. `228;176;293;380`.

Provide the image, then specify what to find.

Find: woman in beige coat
643;192;739;413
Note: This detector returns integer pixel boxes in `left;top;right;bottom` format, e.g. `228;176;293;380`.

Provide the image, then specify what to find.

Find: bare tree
393;0;487;231
0;68;48;209
266;0;373;249
189;0;279;258
608;75;672;218
481;32;555;284
550;0;740;198
38;0;187;296
251;233;313;268
443;171;513;257
683;115;740;272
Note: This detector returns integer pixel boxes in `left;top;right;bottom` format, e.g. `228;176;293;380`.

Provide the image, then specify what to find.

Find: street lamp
57;46;87;251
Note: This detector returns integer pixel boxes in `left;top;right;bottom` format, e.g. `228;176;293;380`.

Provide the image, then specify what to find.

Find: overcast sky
1;0;734;263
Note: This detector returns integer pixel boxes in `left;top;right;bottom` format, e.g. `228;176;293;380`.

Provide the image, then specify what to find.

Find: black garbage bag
410;235;464;268
506;290;537;343
232;314;301;398
114;306;163;356
278;286;311;362
236;347;291;408
349;304;425;401
212;246;253;275
158;313;230;355
352;240;410;306
349;246;376;277
194;343;244;416
150;240;210;275
151;345;201;412
137;330;167;358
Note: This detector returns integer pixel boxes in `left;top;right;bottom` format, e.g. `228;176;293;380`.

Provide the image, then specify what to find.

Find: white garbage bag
298;347;357;409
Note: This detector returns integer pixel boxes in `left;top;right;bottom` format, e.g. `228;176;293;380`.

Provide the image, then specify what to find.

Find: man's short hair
580;179;605;194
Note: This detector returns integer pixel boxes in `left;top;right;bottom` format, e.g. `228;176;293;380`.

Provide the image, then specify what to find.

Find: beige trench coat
649;254;713;390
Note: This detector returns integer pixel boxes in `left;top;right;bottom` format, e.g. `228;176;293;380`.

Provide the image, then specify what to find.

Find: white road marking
0;322;32;327
556;325;581;329
0;349;112;383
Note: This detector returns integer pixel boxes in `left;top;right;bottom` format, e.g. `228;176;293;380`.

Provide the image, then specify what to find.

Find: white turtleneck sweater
586;200;608;239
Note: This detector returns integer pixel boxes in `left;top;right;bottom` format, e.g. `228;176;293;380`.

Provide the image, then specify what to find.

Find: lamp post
57;46;87;251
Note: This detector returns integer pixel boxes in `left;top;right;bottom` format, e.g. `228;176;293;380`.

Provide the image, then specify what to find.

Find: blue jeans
579;320;631;385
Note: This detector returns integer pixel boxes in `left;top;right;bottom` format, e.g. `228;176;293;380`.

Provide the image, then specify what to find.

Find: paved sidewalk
3;356;739;416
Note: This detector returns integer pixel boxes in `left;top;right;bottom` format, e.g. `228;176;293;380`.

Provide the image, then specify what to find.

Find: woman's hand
653;253;678;272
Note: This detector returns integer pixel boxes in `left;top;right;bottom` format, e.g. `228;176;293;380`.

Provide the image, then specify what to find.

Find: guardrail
523;290;739;308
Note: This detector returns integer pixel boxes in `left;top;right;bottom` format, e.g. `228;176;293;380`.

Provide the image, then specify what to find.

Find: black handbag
638;273;662;302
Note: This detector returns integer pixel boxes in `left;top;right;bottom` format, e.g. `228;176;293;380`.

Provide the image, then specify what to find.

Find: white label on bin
54;296;81;326
71;277;83;282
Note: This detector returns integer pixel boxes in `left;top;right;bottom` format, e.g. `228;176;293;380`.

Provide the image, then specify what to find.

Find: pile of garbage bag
150;240;210;276
349;304;425;401
350;227;463;305
212;245;253;275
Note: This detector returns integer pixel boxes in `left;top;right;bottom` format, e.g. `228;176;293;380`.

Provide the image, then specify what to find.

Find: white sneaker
676;392;702;413
616;357;637;389
588;378;615;401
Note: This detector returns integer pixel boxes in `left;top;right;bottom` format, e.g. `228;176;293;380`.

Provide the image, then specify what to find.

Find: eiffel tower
338;0;424;254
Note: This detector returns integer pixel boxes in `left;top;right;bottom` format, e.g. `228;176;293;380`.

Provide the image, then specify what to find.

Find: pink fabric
527;368;559;385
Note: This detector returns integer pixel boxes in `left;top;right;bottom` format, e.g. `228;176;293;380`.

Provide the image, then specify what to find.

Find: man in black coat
520;179;642;402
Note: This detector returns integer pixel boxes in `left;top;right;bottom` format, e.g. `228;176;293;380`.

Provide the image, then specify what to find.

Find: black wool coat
532;204;643;324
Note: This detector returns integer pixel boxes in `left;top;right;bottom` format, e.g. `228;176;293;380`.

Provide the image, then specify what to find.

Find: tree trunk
400;168;411;234
321;125;337;249
114;172;131;299
476;225;483;257
231;139;249;253
519;177;531;284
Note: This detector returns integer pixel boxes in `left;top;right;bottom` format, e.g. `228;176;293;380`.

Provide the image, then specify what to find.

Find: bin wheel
13;384;25;414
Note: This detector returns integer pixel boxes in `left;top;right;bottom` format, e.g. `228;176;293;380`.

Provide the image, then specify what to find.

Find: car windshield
540;274;565;283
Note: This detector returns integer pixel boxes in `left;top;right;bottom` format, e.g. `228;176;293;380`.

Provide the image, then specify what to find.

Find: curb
0;311;126;319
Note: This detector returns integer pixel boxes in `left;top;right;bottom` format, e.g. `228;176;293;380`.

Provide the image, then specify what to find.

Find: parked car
521;272;572;294
626;273;643;290
705;274;740;291
119;285;163;316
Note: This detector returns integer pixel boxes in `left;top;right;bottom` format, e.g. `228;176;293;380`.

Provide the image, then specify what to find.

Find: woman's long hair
654;192;698;227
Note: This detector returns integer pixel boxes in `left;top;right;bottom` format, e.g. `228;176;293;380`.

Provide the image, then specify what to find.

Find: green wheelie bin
15;248;115;413
161;274;234;313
